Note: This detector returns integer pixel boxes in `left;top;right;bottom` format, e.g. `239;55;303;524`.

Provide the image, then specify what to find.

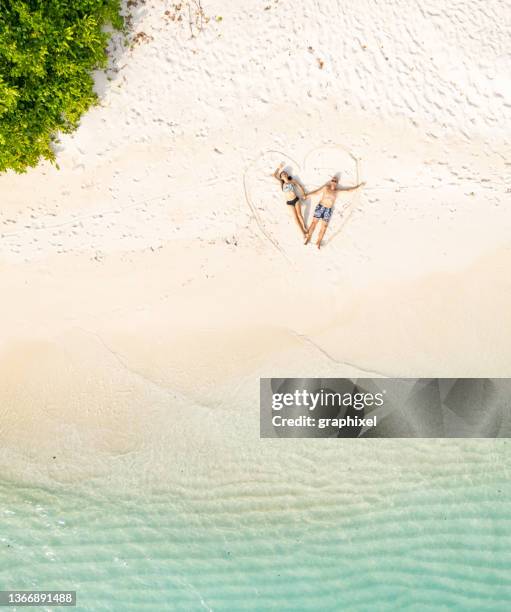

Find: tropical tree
0;0;123;172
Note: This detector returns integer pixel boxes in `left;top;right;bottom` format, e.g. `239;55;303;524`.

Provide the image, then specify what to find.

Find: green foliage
0;0;123;172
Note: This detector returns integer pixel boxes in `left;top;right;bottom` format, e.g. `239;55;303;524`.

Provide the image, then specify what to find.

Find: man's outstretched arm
304;184;326;198
339;181;366;191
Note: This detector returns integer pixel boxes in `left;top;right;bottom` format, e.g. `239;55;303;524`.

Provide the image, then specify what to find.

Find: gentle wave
1;442;510;611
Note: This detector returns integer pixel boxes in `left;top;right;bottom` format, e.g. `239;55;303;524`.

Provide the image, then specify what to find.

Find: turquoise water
1;444;510;611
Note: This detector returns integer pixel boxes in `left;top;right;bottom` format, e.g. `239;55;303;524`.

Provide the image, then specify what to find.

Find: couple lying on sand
273;162;364;249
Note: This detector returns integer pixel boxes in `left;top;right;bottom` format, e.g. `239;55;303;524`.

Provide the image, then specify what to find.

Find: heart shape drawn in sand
243;145;361;259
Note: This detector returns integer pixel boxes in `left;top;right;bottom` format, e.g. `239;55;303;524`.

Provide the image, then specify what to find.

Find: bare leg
304;218;318;244
316;220;329;249
289;205;305;235
295;203;307;233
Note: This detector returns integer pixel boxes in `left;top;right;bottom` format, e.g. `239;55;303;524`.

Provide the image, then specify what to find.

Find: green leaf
0;0;123;172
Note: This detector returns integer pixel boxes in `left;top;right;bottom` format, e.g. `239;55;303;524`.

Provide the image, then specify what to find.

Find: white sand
0;0;510;487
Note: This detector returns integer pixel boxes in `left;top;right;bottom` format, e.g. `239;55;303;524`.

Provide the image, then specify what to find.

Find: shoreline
1;241;510;486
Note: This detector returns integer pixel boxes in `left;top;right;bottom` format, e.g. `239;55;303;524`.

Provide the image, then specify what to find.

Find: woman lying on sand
273;163;307;235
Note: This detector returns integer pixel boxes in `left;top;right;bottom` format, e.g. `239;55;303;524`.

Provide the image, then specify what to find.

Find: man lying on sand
304;175;364;249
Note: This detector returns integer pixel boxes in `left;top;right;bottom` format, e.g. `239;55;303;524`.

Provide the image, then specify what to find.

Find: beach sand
1;0;510;486
0;0;511;609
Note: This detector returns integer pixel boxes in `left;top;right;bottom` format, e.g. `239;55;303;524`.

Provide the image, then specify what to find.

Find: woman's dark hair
279;170;292;190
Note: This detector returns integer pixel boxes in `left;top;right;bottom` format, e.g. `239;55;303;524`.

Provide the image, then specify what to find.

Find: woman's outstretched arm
290;179;306;198
272;162;285;181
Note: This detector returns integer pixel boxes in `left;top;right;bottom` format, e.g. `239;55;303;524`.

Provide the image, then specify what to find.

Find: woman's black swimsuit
286;196;299;206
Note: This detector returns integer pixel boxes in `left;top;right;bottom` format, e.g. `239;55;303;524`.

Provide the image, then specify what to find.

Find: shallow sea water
1;440;510;611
